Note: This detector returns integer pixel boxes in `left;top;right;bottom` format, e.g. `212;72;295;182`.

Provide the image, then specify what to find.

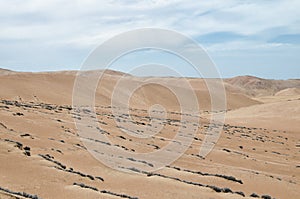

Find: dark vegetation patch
1;100;72;112
166;166;243;184
123;167;245;197
0;186;42;199
73;182;138;199
38;154;104;182
127;157;154;167
3;139;31;156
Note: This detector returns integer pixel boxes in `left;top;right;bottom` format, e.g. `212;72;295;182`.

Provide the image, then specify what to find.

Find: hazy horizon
0;1;299;79
1;66;299;80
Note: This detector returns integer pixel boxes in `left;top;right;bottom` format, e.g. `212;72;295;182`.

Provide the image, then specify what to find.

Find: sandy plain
0;69;299;199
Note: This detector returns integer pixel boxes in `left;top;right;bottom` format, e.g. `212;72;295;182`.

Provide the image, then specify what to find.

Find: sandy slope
0;70;260;110
275;88;300;96
0;69;299;199
225;76;300;97
225;98;300;132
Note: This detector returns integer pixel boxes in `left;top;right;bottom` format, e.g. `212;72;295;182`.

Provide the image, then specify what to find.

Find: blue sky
0;0;299;79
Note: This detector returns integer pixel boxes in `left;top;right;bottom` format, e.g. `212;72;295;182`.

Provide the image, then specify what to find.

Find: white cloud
1;0;299;46
0;0;299;72
206;40;291;52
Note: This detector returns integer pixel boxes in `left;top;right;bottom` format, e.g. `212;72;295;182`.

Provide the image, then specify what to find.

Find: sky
0;0;299;79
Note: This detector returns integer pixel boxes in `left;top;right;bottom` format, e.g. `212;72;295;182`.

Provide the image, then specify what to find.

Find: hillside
0;69;299;199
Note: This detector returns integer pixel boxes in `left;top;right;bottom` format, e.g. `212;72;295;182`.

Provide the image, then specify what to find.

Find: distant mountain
225;75;300;97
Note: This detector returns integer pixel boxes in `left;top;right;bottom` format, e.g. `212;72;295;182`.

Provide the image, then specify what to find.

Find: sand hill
0;69;299;199
0;70;260;110
275;88;300;96
225;75;300;97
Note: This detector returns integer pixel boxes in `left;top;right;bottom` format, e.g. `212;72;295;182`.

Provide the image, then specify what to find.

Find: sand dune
0;70;260;110
225;99;300;132
275;88;300;96
0;69;299;199
225;75;300;97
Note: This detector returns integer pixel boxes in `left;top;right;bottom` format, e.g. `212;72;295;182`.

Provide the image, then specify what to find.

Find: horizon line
0;66;299;81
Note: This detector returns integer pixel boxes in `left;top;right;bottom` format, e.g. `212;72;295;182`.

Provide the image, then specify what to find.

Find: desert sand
0;69;299;199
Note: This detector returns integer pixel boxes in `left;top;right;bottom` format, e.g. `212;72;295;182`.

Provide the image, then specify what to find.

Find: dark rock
235;191;245;197
14;112;24;116
223;148;231;153
20;133;31;137
73;182;98;191
95;176;104;182
209;185;222;192
118;135;126;140
261;195;272;199
222;187;233;193
24;146;30;151
86;175;95;180
250;193;259;197
0;185;42;199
